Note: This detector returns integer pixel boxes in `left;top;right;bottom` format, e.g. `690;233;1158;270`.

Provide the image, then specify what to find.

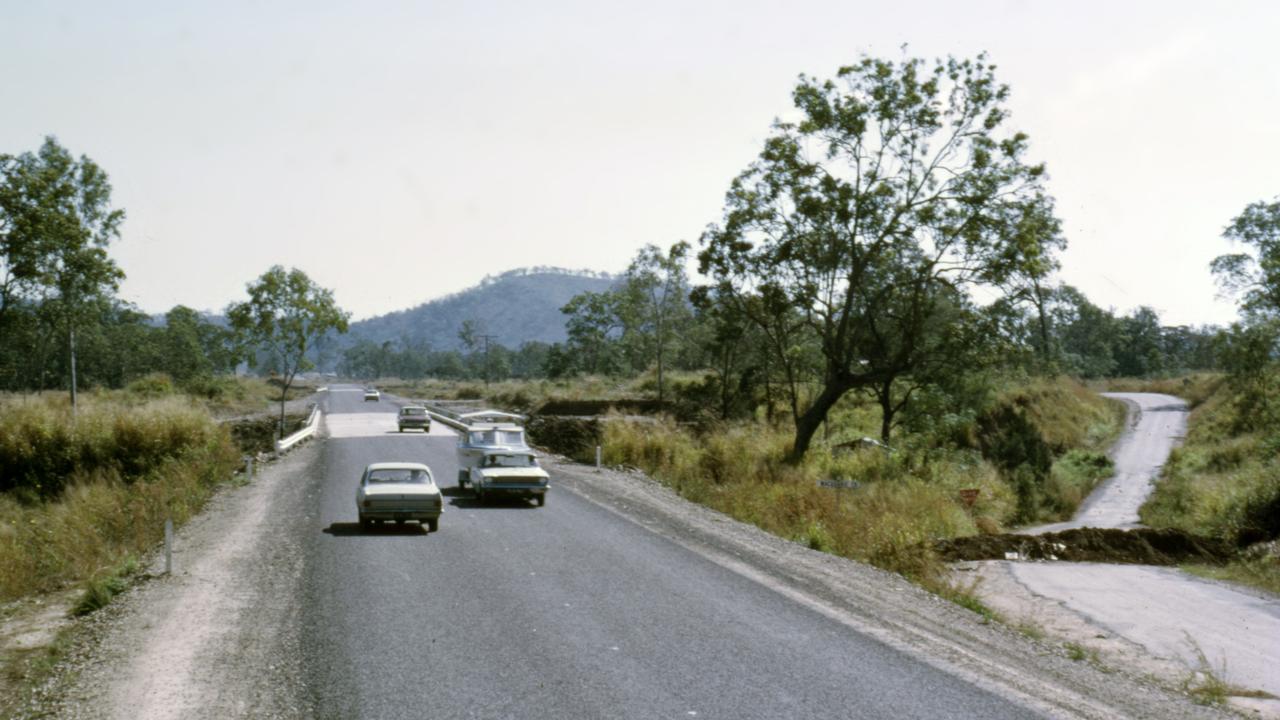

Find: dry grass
599;416;1014;586
0;394;240;603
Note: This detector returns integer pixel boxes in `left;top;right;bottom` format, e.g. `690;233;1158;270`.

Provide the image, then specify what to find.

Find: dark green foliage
227;265;349;430
698;54;1066;461
977;404;1054;522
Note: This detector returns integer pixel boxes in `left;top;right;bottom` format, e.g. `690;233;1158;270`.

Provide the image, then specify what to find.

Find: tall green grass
599;416;1015;585
0;394;240;602
1141;386;1280;545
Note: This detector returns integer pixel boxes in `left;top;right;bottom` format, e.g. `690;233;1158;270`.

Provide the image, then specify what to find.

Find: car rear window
367;469;431;484
402;408;426;416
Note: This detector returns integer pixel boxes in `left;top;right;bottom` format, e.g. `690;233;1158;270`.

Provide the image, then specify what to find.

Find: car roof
468;422;524;430
365;462;432;472
401;405;426;410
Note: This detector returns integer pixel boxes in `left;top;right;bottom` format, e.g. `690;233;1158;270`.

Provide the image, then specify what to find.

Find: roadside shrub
125;372;177;399
1045;450;1114;518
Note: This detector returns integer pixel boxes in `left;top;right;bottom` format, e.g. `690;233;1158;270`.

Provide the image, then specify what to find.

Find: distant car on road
356;462;442;531
363;388;380;402
397;405;431;432
469;450;549;506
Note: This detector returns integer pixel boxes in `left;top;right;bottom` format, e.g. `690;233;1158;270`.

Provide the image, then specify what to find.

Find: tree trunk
69;325;77;415
786;380;850;464
878;382;895;445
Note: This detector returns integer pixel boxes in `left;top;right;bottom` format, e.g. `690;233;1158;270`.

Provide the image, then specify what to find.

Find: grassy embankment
416;374;1124;605
1124;375;1280;595
0;375;311;710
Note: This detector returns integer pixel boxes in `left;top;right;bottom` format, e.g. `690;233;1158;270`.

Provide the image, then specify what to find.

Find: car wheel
457;470;467;488
360;515;372;530
535;495;545;507
399;427;404;433
395;519;406;525
427;518;438;532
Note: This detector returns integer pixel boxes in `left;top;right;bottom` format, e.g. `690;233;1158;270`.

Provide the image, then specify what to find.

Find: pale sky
2;1;1275;326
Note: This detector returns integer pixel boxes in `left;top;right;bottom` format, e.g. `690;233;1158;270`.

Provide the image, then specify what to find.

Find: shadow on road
323;521;429;536
439;485;539;509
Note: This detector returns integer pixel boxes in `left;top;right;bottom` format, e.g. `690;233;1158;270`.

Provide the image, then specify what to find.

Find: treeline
2;137;348;425
0;138;229;394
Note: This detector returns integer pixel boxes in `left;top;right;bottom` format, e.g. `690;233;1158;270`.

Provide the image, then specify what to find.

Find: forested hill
338;268;615;354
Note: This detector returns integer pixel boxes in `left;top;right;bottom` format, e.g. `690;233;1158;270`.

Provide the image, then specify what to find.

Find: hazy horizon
3;1;1274;326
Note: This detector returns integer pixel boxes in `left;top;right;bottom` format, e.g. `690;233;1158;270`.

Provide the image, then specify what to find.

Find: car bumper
398;422;430;430
476;483;548;497
361;509;442;521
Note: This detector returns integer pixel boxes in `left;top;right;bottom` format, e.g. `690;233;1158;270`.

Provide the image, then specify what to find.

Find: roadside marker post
596;446;602;471
164;518;174;575
245;456;254;481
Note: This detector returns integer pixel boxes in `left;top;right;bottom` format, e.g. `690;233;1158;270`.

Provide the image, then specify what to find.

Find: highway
302;386;1040;719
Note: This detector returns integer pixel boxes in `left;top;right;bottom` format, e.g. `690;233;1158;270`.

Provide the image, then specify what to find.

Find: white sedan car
363;388;381;402
356;462;442;531
469;450;549;506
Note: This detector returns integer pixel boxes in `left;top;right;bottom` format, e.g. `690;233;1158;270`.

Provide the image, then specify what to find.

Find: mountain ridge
335;267;616;355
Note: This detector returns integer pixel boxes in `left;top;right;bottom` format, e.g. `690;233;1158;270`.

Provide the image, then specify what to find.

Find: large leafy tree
227;266;349;433
617;242;692;402
699;55;1063;461
1211;198;1280;320
1211;198;1280;424
0;137;125;405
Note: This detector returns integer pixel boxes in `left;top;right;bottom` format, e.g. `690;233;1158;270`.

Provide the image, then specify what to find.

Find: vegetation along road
31;385;1231;720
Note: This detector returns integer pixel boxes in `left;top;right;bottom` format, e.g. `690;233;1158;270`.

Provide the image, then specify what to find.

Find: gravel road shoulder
18;437;322;720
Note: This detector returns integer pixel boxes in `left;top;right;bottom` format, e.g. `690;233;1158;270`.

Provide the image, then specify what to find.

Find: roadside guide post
164;518;174;575
245;455;254;481
596;445;602;471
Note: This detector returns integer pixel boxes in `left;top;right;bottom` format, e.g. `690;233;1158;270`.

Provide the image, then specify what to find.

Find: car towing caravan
454;410;530;486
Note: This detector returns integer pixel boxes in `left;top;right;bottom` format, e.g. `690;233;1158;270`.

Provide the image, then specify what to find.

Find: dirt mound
936;527;1236;565
535;399;670;416
526;415;601;459
224;413;307;456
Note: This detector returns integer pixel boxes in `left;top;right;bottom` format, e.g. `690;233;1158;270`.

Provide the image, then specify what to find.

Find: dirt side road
969;392;1280;718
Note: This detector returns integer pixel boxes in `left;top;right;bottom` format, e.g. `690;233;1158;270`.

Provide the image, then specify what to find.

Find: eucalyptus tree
1212;198;1280;320
617;242;693;402
699;54;1064;461
227;266;350;434
1211;197;1280;421
0;137;126;407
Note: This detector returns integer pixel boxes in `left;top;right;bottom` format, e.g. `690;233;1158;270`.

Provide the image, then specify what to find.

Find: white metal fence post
164;518;174;575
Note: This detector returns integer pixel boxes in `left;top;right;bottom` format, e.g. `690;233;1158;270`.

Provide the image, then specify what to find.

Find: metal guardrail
420;401;473;431
275;402;320;454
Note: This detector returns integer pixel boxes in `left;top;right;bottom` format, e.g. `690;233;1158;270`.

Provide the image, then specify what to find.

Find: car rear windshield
402;408;426;416
367;468;431;484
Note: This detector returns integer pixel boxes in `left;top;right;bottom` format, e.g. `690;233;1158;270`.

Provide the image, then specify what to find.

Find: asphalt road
301;386;1041;719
